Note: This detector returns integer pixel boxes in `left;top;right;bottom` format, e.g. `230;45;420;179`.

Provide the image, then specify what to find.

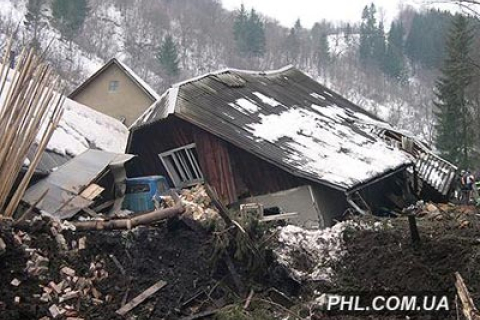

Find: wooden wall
127;116;305;204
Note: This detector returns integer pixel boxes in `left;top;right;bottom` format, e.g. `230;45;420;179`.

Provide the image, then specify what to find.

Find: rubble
49;304;65;318
3;175;480;320
275;220;385;282
0;237;5;256
25;251;50;277
10;278;21;287
162;185;220;222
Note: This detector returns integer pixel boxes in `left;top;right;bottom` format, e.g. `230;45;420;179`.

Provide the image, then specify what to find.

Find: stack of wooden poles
0;39;65;219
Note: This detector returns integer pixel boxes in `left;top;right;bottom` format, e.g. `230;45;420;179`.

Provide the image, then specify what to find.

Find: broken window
159;144;204;188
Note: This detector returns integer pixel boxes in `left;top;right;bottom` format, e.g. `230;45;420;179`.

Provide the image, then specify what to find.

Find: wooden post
408;215;421;245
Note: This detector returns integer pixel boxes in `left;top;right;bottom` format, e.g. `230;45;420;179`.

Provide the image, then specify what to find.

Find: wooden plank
260;212;299;222
82;207;100;218
92;200;115;213
80;184;105;201
116;280;167;316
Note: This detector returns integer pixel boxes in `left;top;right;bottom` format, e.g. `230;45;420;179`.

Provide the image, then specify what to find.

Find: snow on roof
48;98;128;156
1;66;128;158
246;105;409;188
130;66;412;191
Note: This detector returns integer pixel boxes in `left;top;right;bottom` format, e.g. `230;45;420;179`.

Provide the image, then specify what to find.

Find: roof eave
68;59;116;98
68;58;158;102
345;162;413;195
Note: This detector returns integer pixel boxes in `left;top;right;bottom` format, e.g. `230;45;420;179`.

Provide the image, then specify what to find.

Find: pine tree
359;3;378;66
372;21;386;68
51;0;89;41
384;21;406;80
247;9;266;57
24;0;47;50
233;6;265;57
344;23;352;44
233;4;249;55
434;15;475;168
157;35;180;77
294;18;302;31
284;27;300;63
405;9;452;69
314;31;330;76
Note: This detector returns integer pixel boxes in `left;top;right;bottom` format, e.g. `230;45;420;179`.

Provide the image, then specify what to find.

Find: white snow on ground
0;0;103;85
275;220;385;282
0;0;24;22
310;92;326;100
327;33;359;57
246;103;411;188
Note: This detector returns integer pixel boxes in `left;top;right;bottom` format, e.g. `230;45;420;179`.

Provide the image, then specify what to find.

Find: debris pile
39;260;111;320
275;220;385;282
163;185;220;222
403;201;478;228
9;219;112;320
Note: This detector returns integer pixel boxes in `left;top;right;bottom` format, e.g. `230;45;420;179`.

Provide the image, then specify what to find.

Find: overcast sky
220;0;459;28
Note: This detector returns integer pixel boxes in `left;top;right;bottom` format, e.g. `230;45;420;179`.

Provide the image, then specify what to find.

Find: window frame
108;80;120;92
158;143;204;188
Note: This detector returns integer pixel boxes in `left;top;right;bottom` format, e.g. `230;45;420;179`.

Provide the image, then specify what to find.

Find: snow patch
246;106;411;188
47;98;128;156
229;98;259;114
253;92;282;107
310;92;326;100
0;66;128;157
275;220;385;282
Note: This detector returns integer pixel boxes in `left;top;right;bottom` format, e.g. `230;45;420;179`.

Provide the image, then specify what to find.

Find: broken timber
72;206;185;231
455;272;480;320
204;184;234;227
116;280;167;316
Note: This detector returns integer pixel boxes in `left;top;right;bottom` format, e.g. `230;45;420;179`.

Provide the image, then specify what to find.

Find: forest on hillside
2;0;480;167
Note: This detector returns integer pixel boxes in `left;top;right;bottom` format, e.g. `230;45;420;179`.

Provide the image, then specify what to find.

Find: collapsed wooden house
127;66;451;228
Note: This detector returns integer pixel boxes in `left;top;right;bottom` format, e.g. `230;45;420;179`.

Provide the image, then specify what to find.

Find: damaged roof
48;98;129;157
23;149;134;219
1;65;129;163
131;66;412;191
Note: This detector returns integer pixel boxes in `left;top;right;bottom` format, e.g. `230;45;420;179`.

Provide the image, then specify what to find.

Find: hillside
0;0;456;143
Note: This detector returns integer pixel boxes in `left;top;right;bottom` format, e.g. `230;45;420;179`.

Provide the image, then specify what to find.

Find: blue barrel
123;176;169;213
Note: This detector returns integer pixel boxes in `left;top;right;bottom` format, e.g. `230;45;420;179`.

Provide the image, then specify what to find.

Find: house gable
69;60;157;127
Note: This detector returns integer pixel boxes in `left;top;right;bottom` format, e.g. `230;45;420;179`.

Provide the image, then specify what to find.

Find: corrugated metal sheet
23;149;134;219
131;67;412;192
376;128;457;197
25;144;71;174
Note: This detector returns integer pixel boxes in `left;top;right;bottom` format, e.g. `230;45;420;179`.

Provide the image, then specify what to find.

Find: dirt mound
0;220;216;320
321;212;480;319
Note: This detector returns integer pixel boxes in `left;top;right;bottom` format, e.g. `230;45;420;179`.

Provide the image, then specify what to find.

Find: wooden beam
455;272;480;320
72;206;185;231
116;280;167;316
204;184;233;227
